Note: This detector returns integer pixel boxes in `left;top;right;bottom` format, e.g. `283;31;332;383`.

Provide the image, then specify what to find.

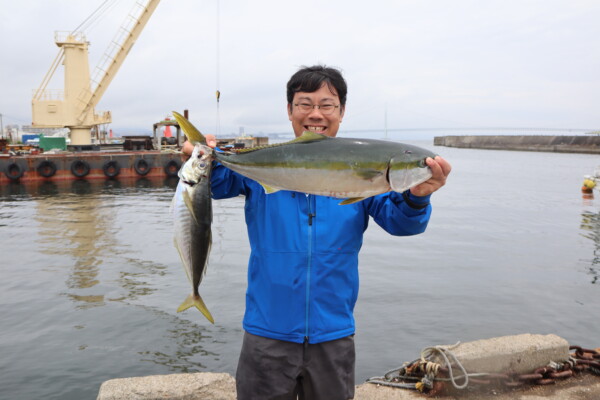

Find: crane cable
72;0;121;34
85;0;121;34
215;0;221;136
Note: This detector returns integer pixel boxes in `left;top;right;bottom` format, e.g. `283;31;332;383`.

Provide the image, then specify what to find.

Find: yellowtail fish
171;111;437;205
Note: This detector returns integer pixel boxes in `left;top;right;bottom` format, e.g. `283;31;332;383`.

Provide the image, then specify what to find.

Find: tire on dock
102;160;121;178
37;160;57;178
164;159;180;177
4;162;24;180
133;158;151;176
71;160;91;178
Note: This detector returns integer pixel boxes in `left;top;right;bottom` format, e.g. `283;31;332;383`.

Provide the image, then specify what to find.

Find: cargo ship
0;118;268;185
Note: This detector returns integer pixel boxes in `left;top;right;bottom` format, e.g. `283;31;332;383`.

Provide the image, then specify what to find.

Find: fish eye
199;162;206;168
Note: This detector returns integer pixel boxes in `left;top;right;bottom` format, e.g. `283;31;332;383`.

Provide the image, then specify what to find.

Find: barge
0;117;187;185
0;125;269;185
0;149;184;185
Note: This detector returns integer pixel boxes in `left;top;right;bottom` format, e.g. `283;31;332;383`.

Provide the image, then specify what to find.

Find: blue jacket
211;163;431;344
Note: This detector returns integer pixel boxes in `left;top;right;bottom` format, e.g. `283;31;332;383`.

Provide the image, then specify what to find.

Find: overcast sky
1;0;599;137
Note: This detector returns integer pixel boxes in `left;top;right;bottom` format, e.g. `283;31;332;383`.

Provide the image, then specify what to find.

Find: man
185;65;451;399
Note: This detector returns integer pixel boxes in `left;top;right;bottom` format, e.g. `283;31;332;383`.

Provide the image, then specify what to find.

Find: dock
96;334;600;400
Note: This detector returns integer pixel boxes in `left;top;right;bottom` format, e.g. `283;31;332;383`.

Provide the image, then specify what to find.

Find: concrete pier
430;333;569;374
96;334;600;399
97;372;236;400
97;373;600;400
434;135;600;154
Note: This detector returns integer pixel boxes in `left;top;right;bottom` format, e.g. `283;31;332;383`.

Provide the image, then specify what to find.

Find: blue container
22;134;40;144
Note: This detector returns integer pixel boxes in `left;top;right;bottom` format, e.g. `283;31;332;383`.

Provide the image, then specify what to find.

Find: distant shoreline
434;135;600;154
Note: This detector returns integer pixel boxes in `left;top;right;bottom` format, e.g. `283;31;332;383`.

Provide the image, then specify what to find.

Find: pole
0;113;4;139
384;103;388;140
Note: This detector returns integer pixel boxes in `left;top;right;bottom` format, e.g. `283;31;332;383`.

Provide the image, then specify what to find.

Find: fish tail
177;294;215;324
171;111;206;145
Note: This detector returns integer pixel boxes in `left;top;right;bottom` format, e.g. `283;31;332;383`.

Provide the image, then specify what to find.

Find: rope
420;342;469;390
366;379;418;390
366;343;494;391
368;344;600;393
366;365;419;390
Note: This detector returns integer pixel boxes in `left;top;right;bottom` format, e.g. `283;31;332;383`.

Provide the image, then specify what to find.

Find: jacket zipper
305;194;315;342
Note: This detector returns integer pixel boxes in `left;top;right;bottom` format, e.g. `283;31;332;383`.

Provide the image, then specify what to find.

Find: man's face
287;83;345;138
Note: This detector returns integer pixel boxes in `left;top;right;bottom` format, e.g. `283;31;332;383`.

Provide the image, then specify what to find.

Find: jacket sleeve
364;190;431;236
210;163;249;199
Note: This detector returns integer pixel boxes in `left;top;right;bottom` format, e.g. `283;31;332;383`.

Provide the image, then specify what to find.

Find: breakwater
433;135;600;154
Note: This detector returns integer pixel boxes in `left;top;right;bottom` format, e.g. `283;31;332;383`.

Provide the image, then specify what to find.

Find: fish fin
355;169;384;180
260;183;281;194
221;130;329;155
173;238;193;283
172;111;206;145
177;294;215;324
339;197;366;205
169;194;176;213
182;188;199;224
290;131;330;143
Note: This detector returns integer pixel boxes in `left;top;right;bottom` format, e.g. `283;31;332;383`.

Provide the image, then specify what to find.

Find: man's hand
181;134;217;158
409;156;452;197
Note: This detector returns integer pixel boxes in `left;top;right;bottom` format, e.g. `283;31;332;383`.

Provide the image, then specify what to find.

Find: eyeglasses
293;103;340;115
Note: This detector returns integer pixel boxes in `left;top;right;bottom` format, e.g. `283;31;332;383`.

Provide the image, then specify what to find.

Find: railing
54;31;87;44
89;0;153;94
32;89;64;101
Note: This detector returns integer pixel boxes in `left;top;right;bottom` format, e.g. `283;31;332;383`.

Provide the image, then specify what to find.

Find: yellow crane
31;0;161;146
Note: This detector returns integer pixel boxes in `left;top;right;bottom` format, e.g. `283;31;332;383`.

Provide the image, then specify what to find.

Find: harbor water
1;141;599;399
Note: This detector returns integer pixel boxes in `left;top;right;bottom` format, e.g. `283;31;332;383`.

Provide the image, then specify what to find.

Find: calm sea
1;141;599;399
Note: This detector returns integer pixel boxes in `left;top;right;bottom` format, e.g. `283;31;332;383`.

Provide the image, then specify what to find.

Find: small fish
172;111;437;205
171;123;214;323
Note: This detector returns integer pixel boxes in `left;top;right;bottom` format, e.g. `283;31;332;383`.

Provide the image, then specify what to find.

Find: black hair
286;65;347;106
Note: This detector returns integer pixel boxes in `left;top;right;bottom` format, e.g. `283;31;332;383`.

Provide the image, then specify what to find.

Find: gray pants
236;332;355;400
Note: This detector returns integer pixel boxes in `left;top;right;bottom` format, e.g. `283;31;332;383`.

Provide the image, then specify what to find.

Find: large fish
172;111;437;204
171;125;214;323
